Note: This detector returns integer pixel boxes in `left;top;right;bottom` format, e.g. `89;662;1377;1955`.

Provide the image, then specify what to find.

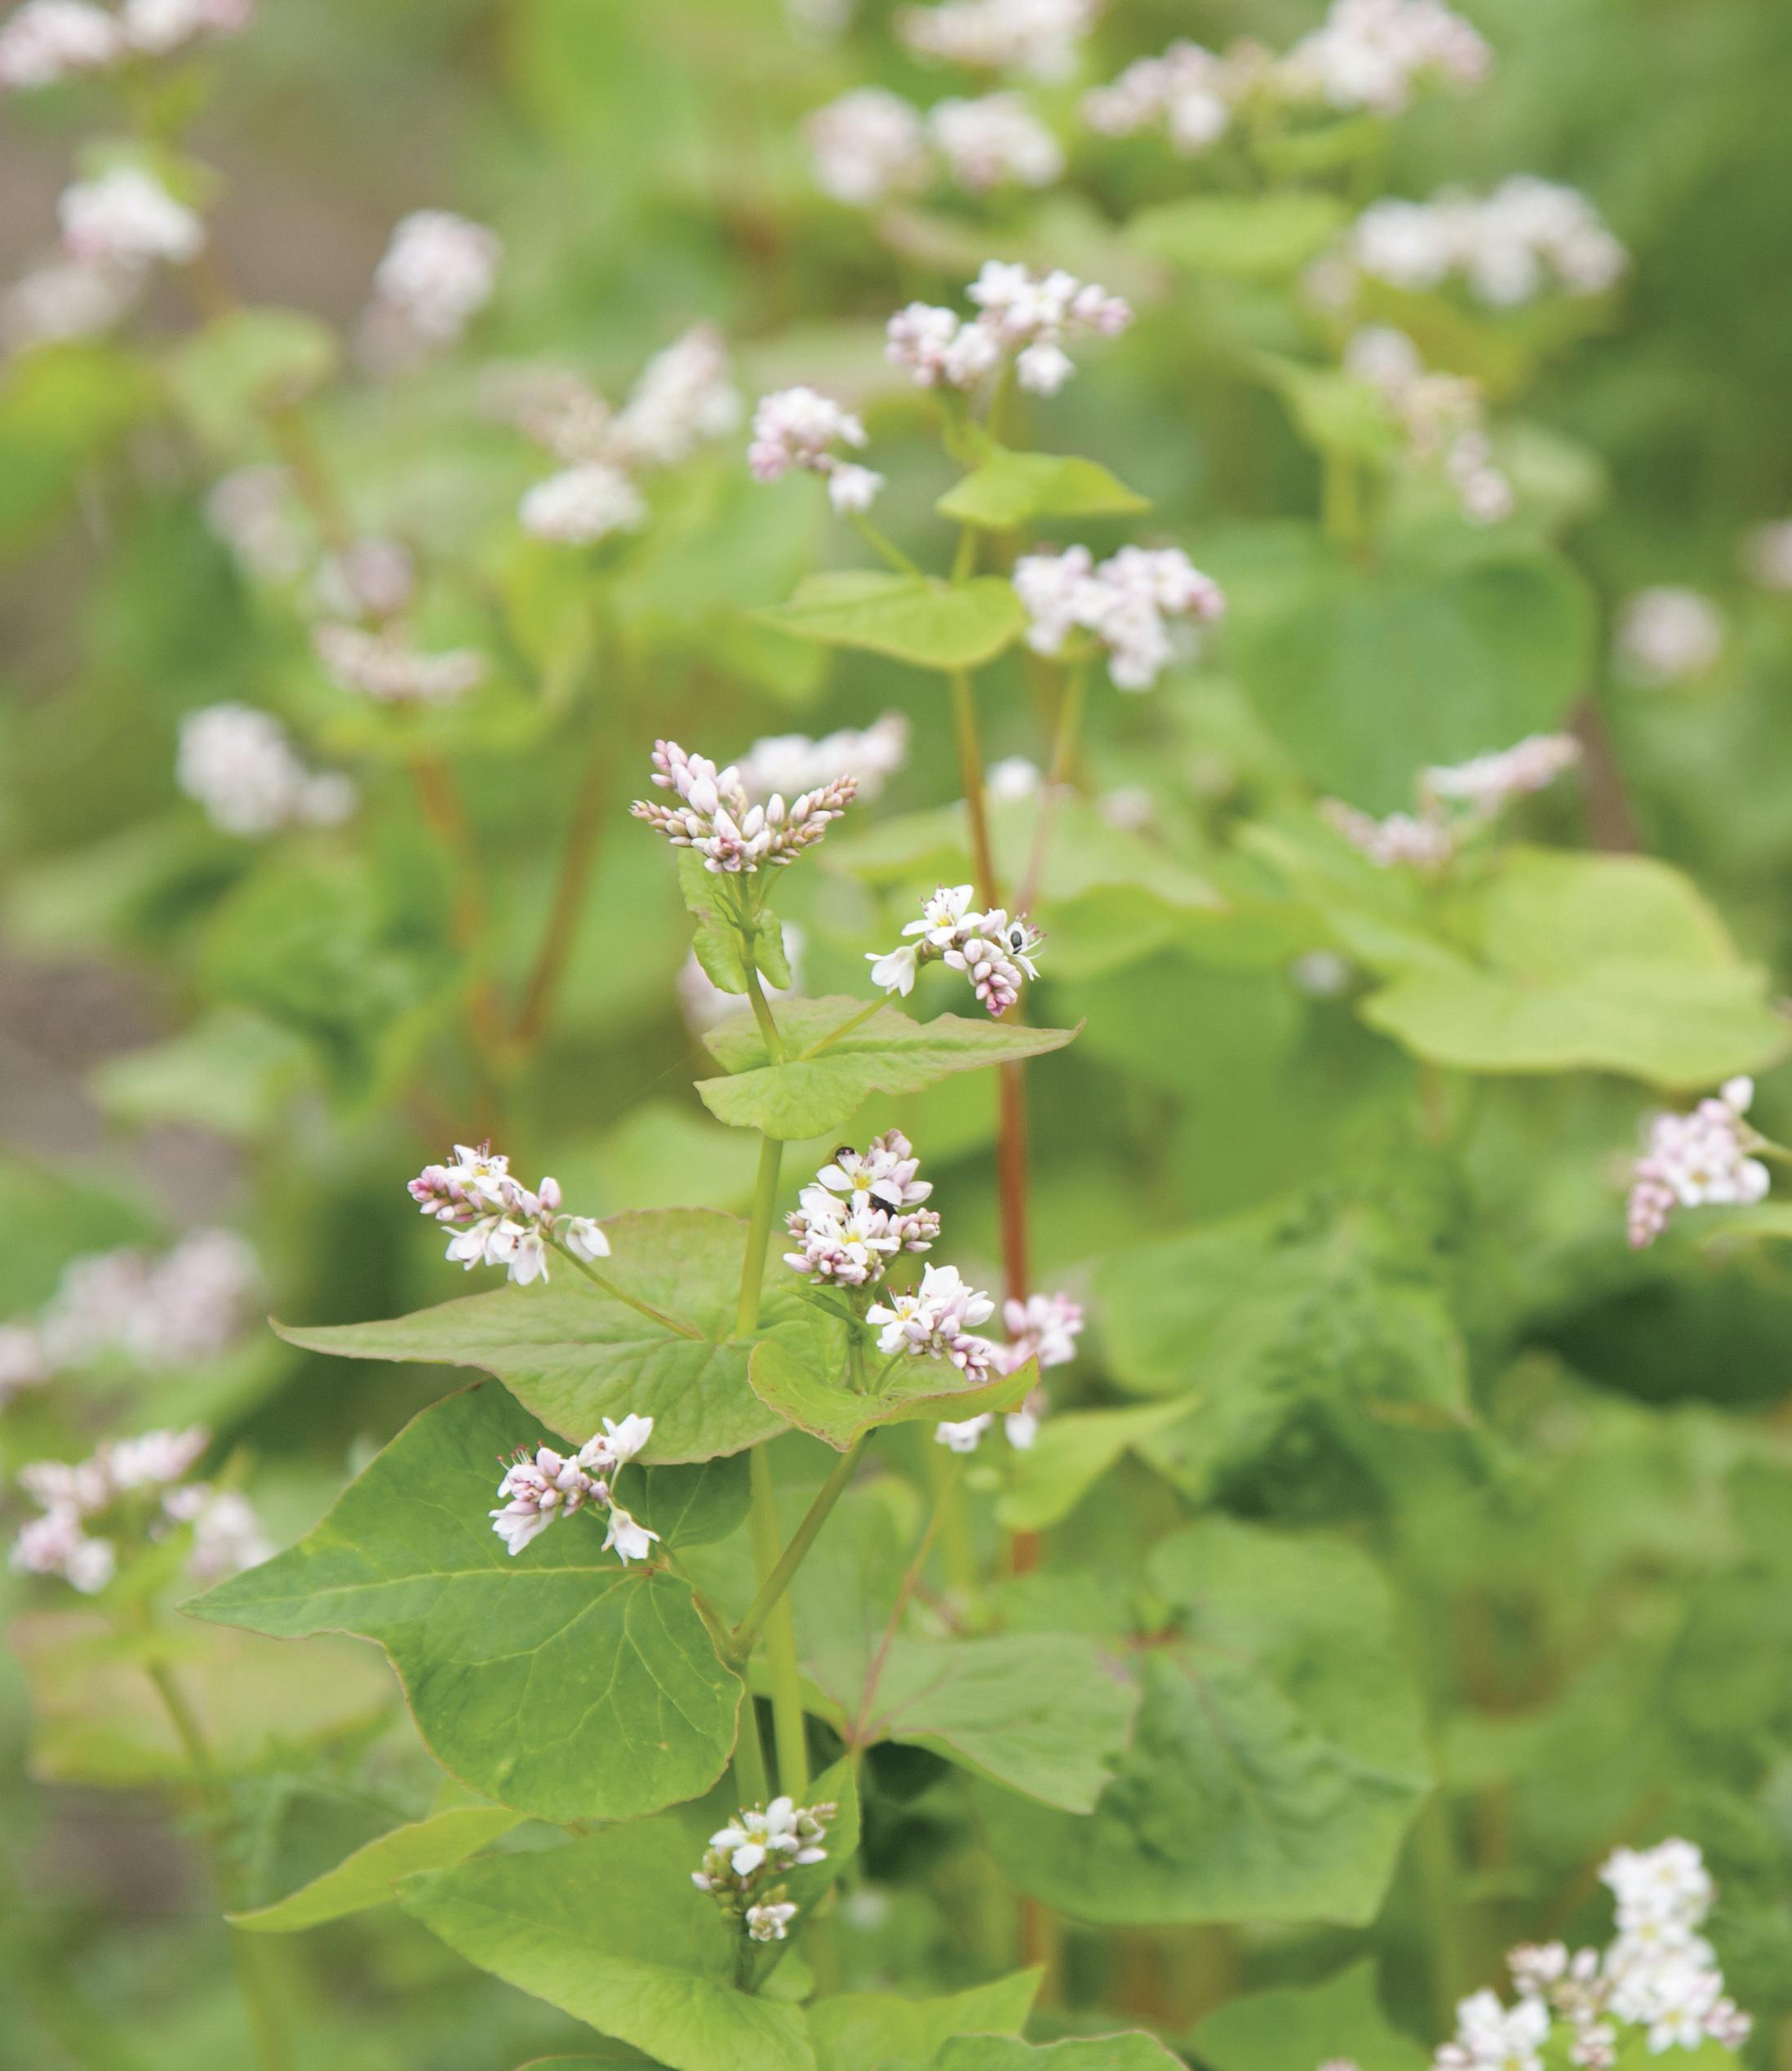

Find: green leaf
807;1974;1041;2071
1191;1960;1429;2071
1359;848;1792;1089
89;1008;313;1139
678;849;792;995
835;1632;1138;1812
229;1805;525;1933
750;1324;1039;1452
189;1385;743;1823
937;450;1151;530
1129;193;1348;277
994;1401;1192;1532
1258;357;1403;463
932;2038;1183;2070
273;1208;796;1461
1215;535;1595;812
977;1519;1433;1924
400;1820;814;2071
697;996;1079;1141
752;573;1024;671
164;307;339;454
0;342;158;547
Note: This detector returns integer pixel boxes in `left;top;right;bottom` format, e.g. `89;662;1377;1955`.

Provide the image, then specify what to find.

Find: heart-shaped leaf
937;450;1150;530
230;1804;525;1933
806;1973;1041;2071
189;1384;743;1824
1129;193;1348;277
698;996;1079;1141
752;572;1023;670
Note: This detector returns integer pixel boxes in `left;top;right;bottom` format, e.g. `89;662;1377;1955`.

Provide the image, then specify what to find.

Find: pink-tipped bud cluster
867;1263;999;1382
783;1131;941;1288
408;1142;610;1285
1323;731;1581;872
1014;543;1225;690
747;387;884;513
887;261;1132;400
867;883;1045;1019
487;1414;655;1561
1626;1079;1770;1250
632;738;857;875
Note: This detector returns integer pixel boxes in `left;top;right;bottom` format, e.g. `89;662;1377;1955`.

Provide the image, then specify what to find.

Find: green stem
927;1437;978;1596
730;1685;771;1812
730;1436;870;1664
948;669;1000;909
734;1135;785;1341
849;510;924;576
750;1448;810;1801
548;1236;704;1338
951;522;979;584
1018;657;1089;915
852;1457;956;1742
800;998;886;1058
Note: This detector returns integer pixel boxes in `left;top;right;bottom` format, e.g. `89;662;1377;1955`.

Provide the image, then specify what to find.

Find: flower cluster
1082;41;1242;156
693;1796;836;1944
1342;178;1627;307
886;261;1132;399
0;0;250;93
747;387;882;512
408;1142;609;1285
933;1288;1082;1451
176;703;355;838
503;325;742;544
783;1131;940;1288
1014;543;1226;690
1626;1077;1770;1249
1614;587;1725;686
1426;1839;1750;2071
870;1264;1000;1384
488;1414;656;1563
361;210;501;370
807;86;1062;202
313;623;487;706
0;1229;259;1410
895;0;1094;82
737;713;909;806
60;165;204;268
11;1425;270;1596
632;738;858;874
867;884;1045;1018
1322;731;1581;871
1343;326;1513;525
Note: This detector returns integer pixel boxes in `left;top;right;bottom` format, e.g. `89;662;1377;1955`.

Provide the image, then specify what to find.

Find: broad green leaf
1192;1960;1428;2071
937;450;1150;530
994;1401;1191;1532
400;1820;814;2071
978;1519;1433;1924
932;2038;1182;2070
516;2057;659;2069
1360;848;1792;1088
189;1385;743;1823
830;1632;1138;1812
1259;357;1403;463
750;1324;1038;1452
1129;193;1348;277
0;342;158;546
89;1007;313;1139
752;572;1024;671
697;996;1079;1141
807;1974;1041;2071
274;1208;796;1461
678;849;792;995
1214;535;1595;812
230;1805;524;1933
164;307;339;454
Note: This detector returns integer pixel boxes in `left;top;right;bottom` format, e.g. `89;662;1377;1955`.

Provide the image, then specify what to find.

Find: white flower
1322;800;1457;871
60;167;204;268
935;1414;994;1452
314;623;487;705
122;0;253;55
827;462;885;513
808;87;931;206
987;756;1041;800
632;738;856;874
1083;42;1235;155
178;1489;273;1583
1420;734;1581;816
1280;0;1492;117
737;714;908;805
869;888;1045;1018
0;255;142;353
784;1186;907;1287
0;1;120;91
1014;543;1224;690
929;93;1064;193
867;1262;998;1379
1615;587;1725;685
897;0;1096;82
597;1413;654;1466
602;1506;659;1566
367;210;500;353
1626;1080;1769;1248
868;943;920;996
886;264;1130;395
1345;178;1626;307
490;1445;593;1554
746;1900;799;1942
520;461;646;546
11;1509;116;1593
608;324;742;469
562;1217;610;1262
816;1129;933;1210
1002;1289;1083;1369
176;703;355;837
748;386;867;482
314;535;416;620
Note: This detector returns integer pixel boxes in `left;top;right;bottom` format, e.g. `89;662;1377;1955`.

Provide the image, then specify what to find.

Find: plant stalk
730;1435;870;1664
749;1447;810;1801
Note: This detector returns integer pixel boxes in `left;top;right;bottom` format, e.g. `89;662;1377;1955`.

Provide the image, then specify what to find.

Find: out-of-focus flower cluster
175;703;356;837
1423;1838;1750;2071
737;713;909;807
897;0;1095;82
809;86;1062;202
931;1288;1082;1452
1614;587;1726;686
11;1425;270;1596
312;623;487;707
1014;543;1225;690
886;261;1132;399
488;1413;656;1564
408;1142;610;1286
3;160;202;356
0;1229;259;1412
693;1795;836;1944
1336;178;1627;307
867;883;1045;1019
1322;731;1581;871
492;326;743;546
360;210;501;370
748;387;884;513
1343;326;1514;525
1626;1077;1770;1250
632;738;857;875
0;0;251;95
